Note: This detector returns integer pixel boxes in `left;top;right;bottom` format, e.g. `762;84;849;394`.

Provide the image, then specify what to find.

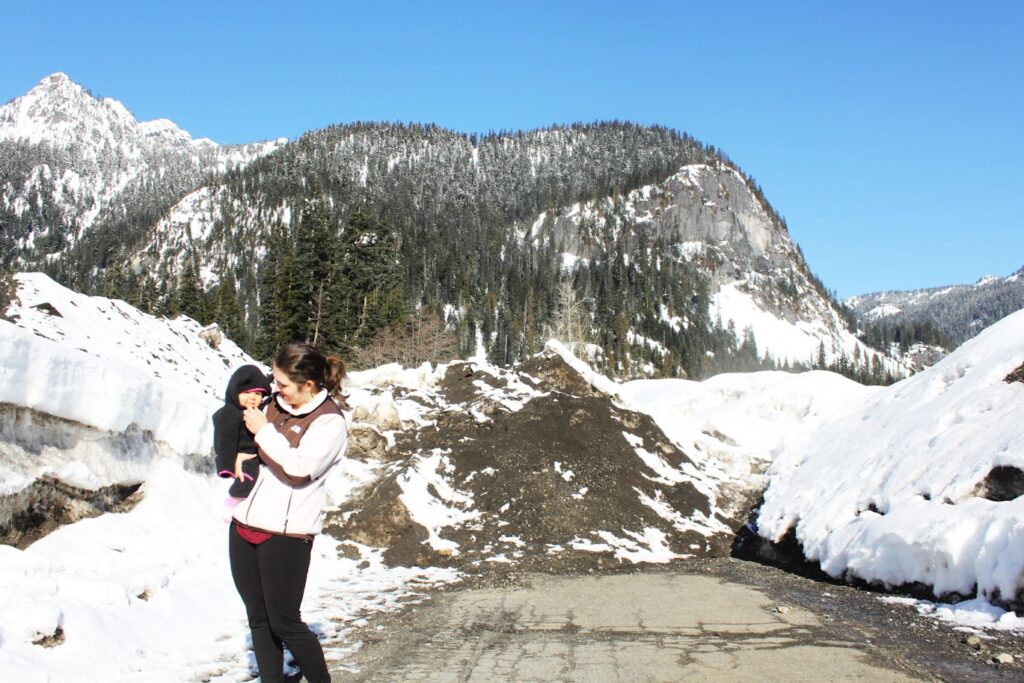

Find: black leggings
229;524;330;683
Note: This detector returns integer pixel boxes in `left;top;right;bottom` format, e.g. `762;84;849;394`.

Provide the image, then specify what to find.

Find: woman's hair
274;342;347;403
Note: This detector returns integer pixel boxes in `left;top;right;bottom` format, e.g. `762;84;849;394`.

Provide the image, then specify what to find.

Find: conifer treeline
50;121;859;380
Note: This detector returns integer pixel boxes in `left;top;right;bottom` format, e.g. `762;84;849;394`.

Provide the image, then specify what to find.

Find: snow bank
622;370;876;478
9;273;253;401
0;320;217;460
0;276;460;678
0;459;456;682
0;274;267;492
620;369;876;534
757;309;1024;602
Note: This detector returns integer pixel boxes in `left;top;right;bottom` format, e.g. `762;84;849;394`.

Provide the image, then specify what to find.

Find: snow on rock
757;308;1024;604
711;280;894;372
397;448;480;555
1;73;285;267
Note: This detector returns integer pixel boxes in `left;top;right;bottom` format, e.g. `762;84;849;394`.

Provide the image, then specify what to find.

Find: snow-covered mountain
2;75;895;379
0;73;284;267
847;265;1024;346
536;163;881;368
133;126;892;376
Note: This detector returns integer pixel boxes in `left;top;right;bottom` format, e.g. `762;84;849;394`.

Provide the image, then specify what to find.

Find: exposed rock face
973;465;1024;502
329;352;754;571
1005;361;1024;384
345;424;390;462
536;163;875;367
545;165;794;288
0;476;141;548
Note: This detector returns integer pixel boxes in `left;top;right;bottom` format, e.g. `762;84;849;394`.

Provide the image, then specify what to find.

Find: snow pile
621;368;876;500
0;458;456;682
0;320;217;468
757;309;1024;604
338;344;878;570
0;273;258;492
880;596;1024;633
0;279;460;680
9;272;251;402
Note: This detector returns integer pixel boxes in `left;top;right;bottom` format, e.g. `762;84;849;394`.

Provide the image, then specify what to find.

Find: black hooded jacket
212;364;272;497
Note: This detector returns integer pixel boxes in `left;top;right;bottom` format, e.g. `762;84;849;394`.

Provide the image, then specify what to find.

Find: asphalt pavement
332;571;924;682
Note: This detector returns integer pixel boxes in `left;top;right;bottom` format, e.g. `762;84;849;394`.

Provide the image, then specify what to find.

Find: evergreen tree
332;208;404;353
214;273;248;347
293;195;341;347
175;256;212;323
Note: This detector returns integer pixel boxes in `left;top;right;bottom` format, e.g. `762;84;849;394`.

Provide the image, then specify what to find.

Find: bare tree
350;309;459;369
552;278;588;352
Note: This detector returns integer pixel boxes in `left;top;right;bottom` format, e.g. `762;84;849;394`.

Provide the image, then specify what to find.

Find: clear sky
2;1;1021;298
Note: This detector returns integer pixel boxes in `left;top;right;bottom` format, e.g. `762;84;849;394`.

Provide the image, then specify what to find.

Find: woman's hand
234;452;258;481
243;406;268;434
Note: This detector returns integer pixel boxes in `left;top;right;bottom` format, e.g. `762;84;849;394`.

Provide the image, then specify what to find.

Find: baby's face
238;392;264;410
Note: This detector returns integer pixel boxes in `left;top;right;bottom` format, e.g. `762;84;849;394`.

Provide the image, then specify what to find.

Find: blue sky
2;1;1021;298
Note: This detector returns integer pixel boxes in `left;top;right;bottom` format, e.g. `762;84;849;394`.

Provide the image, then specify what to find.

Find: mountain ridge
2;73;896;381
847;265;1024;346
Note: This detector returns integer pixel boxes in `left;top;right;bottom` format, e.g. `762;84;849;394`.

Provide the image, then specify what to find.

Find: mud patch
32;626;65;648
0;477;142;548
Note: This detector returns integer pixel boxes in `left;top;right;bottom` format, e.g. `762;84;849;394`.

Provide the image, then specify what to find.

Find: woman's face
272;367;317;408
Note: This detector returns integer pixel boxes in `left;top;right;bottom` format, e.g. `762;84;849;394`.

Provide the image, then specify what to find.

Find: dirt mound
330;351;753;572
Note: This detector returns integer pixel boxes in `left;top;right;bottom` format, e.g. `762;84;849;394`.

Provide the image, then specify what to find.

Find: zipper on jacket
282;489;294;534
244;476;266;526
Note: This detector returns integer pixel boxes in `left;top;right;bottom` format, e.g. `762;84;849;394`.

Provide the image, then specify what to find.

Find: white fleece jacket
232;390;348;536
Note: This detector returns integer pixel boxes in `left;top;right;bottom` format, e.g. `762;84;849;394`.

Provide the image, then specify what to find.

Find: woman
231;342;348;683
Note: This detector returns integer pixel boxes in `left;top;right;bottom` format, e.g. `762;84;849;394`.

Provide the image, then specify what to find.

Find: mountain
1;74;896;382
847;266;1024;347
0;73;284;272
124;121;893;380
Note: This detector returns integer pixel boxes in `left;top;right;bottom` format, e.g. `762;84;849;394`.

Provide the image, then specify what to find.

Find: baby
212;364;272;501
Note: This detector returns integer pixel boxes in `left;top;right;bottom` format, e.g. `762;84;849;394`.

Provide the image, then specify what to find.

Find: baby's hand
243;407;268;433
234;452;258;481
